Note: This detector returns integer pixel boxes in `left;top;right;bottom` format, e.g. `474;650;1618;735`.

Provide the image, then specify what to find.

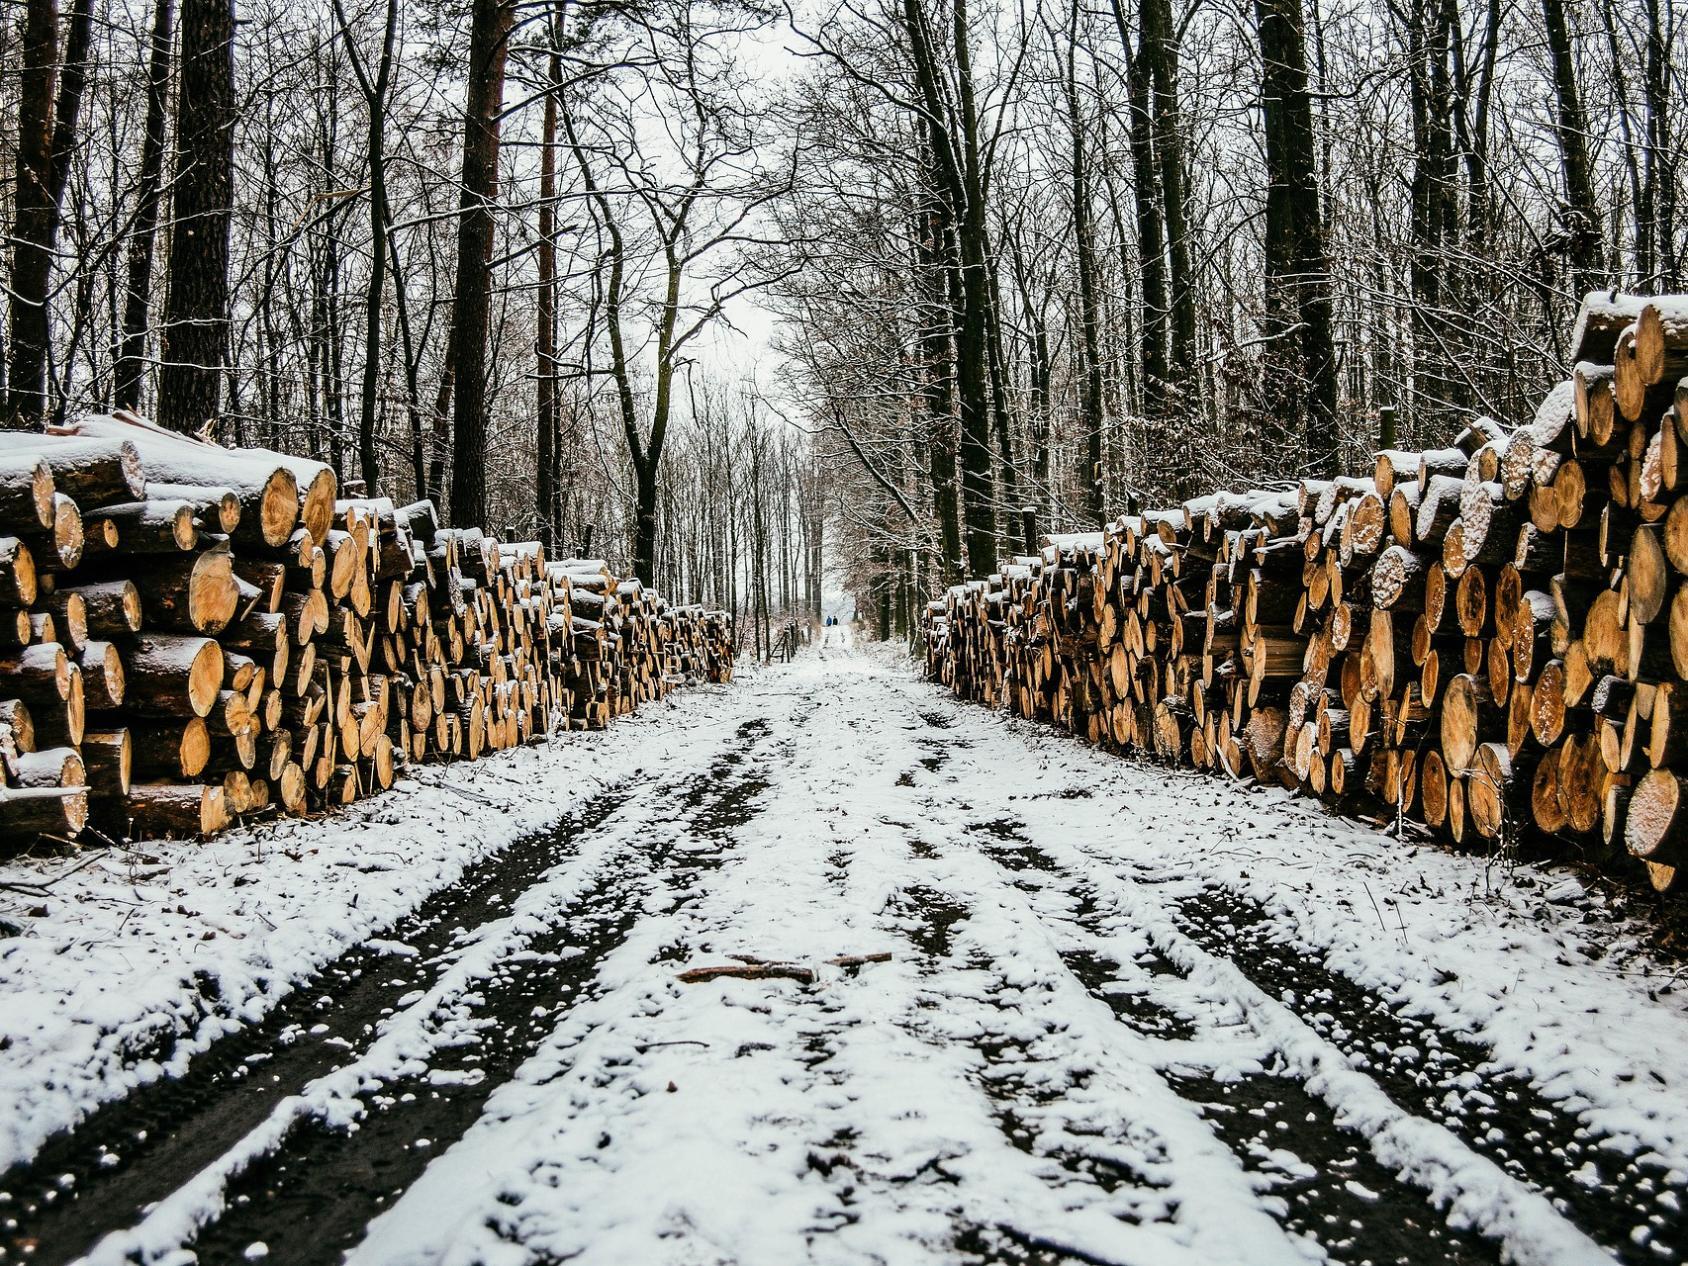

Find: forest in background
0;0;1683;644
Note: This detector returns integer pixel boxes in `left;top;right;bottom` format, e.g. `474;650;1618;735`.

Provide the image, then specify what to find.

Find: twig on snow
677;963;816;985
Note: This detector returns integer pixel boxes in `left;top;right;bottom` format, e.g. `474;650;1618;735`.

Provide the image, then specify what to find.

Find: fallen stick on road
676;963;817;985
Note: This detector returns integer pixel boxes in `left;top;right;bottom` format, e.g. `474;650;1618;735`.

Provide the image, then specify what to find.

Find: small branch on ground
677;963;817;985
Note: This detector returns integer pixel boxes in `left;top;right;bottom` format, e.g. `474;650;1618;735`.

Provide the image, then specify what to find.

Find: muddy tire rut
0;722;775;1266
1174;883;1687;1264
188;722;773;1266
0;784;637;1265
966;830;1511;1266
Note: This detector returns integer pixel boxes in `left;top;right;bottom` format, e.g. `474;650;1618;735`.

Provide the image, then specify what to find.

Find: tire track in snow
955;806;1612;1266
1171;880;1686;1264
65;719;774;1266
0;782;629;1265
876;814;1294;1263
941;819;1497;1266
186;722;774;1266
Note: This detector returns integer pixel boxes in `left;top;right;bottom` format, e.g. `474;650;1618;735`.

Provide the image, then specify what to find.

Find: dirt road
2;637;1683;1265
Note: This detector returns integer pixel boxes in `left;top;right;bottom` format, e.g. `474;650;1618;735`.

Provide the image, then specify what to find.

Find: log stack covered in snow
0;411;733;846
926;293;1688;895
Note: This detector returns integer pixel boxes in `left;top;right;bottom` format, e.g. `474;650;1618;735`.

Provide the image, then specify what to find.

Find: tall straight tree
900;0;997;575
113;0;175;412
6;0;94;428
158;0;236;434
1107;0;1168;419
333;0;401;495
1539;0;1602;292
1063;0;1105;525
1140;0;1194;390
1255;0;1339;476
446;0;513;527
534;15;563;549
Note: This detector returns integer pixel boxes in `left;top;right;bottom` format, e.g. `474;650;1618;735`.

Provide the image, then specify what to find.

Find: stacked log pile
0;411;732;846
926;293;1688;895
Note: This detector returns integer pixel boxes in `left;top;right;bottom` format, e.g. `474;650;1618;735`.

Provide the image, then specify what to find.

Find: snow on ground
5;633;1688;1265
0;678;742;1176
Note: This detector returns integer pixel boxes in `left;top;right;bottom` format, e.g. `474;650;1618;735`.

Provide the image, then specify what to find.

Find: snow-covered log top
1569;290;1650;364
1045;532;1107;555
58;411;336;548
1179;493;1223;527
550;557;611;582
502;540;546;568
0;434;146;509
335;495;396;518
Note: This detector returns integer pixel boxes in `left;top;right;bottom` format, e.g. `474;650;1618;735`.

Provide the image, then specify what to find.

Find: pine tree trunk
1539;0;1602;291
1064;0;1106;526
1110;0;1168;420
158;0;236;435
445;0;511;527
535;46;561;550
1256;0;1339;476
7;0;92;427
114;0;175;412
1142;0;1194;392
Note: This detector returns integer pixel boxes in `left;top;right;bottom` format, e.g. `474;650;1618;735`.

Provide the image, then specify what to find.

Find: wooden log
123;782;228;838
23;493;85;572
0;536;38;607
119;634;224;718
0;783;88;837
148;481;242;533
77;641;125;709
1441;672;1497;774
1570;291;1650;363
81;728;133;800
1;437;144;507
1372;545;1428;613
90;498;198;552
57;578;143;636
1467;742;1525;840
1625;768;1688;866
0;453;56;532
121;548;241;634
1574;362;1619;444
1414;475;1464;544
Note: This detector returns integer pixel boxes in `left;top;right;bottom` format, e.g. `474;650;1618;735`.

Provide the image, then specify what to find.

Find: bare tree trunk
334;0;397;495
114;0;175;412
158;0;236;434
1142;0;1194;392
1007;223;1053;513
1539;0;1602;291
1255;0;1339;475
1640;0;1677;287
902;0;996;575
7;0;93;427
446;0;512;526
1064;0;1105;525
1401;0;1460;423
915;191;963;581
1108;0;1168;420
535;40;561;549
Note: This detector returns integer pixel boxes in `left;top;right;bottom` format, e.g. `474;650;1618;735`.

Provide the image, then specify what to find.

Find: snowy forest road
3;638;1687;1266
